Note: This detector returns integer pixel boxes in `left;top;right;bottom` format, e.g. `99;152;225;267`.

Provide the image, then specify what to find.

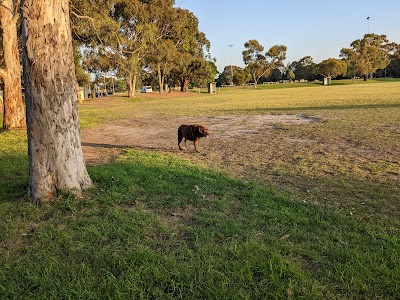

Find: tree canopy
289;56;317;81
340;34;391;80
317;58;347;78
242;39;287;87
70;1;213;95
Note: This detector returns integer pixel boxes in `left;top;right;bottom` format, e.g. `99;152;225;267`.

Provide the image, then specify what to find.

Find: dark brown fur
178;124;209;152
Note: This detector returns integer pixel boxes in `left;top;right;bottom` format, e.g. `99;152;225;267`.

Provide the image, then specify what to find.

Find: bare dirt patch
81;113;317;165
80;102;400;225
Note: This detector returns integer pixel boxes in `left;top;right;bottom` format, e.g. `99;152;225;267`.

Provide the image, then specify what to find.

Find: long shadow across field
219;103;400;114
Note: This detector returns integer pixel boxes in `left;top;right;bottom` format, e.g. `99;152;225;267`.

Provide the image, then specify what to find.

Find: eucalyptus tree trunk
127;74;137;98
0;0;26;130
157;63;164;93
21;0;92;202
251;72;258;89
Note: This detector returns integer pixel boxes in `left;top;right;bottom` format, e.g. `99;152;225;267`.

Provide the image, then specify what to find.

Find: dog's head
196;125;209;138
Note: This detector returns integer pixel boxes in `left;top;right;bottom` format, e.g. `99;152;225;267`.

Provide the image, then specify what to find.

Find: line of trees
71;0;216;97
0;0;216;130
217;34;400;86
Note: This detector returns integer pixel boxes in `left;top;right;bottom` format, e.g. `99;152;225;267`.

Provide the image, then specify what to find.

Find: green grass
1;150;399;299
0;130;28;201
1;80;400;299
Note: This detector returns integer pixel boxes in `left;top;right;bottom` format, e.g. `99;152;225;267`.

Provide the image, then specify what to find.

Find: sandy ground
81;113;316;165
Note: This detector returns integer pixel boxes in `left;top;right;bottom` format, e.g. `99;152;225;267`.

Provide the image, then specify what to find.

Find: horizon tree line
217;34;400;86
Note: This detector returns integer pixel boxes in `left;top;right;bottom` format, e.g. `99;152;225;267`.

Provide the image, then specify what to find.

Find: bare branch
70;10;96;25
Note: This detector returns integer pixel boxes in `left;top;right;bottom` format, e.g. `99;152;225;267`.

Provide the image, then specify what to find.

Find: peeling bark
0;0;26;130
21;0;92;202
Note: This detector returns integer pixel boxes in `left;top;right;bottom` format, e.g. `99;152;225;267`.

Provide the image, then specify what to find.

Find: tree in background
70;0;119;94
242;40;287;88
74;48;91;102
146;39;176;93
385;59;400;77
144;0;177;92
380;42;400;77
340;34;390;81
217;65;249;86
289;56;317;81
21;0;92;202
0;0;26;130
285;68;295;82
317;58;347;79
268;68;283;82
242;39;265;87
233;68;250;86
98;1;161;98
169;9;212;91
223;65;233;85
72;1;211;95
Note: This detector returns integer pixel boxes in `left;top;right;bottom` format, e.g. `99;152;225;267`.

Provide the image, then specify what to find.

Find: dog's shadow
81;142;179;153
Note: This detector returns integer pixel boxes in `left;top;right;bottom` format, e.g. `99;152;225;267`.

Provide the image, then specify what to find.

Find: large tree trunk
0;0;26;130
21;0;92;202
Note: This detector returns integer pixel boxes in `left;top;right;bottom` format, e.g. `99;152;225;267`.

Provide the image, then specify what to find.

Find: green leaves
317;58;347;79
242;39;288;85
340;34;391;79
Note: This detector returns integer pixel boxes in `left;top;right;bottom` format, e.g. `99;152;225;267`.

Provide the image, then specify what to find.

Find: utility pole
228;45;233;87
367;16;370;34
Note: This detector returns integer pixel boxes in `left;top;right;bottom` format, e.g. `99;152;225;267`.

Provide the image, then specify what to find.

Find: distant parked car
141;86;153;93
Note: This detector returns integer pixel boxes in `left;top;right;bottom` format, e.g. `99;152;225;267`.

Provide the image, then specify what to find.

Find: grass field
1;80;399;299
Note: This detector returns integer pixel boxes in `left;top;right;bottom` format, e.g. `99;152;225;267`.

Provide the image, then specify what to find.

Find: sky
176;0;400;73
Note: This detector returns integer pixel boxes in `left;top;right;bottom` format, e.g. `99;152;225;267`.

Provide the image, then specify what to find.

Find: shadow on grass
219;102;400;115
1;150;398;299
0;154;28;202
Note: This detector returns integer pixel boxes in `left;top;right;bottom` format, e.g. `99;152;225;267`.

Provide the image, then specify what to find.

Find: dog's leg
194;138;199;152
178;130;183;150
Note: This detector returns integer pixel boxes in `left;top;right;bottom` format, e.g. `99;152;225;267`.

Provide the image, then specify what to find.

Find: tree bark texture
0;0;26;130
21;0;92;202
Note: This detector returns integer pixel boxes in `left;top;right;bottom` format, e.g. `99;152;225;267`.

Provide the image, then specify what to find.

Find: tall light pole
228;44;233;87
367;16;370;34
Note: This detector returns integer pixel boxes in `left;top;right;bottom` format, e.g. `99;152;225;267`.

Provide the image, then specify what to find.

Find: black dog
178;125;209;152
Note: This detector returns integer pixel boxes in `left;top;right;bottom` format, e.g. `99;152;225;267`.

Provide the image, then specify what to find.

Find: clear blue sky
177;0;400;73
